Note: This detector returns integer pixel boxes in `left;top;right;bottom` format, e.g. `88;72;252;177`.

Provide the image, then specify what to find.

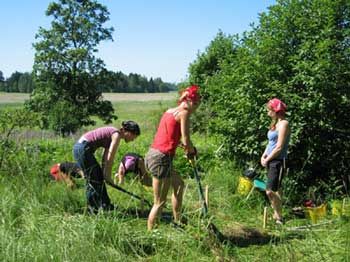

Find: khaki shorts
145;148;173;179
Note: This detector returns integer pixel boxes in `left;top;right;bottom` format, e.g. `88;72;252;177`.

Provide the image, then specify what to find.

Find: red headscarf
179;85;201;104
268;98;287;113
50;163;61;181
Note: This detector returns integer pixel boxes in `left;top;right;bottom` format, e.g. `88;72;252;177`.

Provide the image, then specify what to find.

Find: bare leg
147;176;171;230
171;171;184;222
266;190;282;220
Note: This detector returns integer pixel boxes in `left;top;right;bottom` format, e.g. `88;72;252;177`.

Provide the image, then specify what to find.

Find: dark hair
122;120;140;135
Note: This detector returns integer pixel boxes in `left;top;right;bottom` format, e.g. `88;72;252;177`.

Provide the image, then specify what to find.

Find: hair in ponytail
122;120;140;135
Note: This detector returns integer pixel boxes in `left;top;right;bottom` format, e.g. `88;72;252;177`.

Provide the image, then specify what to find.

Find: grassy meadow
0;94;349;261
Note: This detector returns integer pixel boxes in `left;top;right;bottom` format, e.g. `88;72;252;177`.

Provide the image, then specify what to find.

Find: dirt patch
205;222;273;247
221;224;272;247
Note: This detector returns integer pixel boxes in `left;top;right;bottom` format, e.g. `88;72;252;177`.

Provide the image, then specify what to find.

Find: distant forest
0;70;177;93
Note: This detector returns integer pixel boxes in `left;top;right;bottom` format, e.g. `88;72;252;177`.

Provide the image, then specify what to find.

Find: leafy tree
0;71;5;91
147;78;156;93
187;31;239;133
27;0;116;135
189;0;350;199
6;71;22;92
18;72;35;93
189;30;238;87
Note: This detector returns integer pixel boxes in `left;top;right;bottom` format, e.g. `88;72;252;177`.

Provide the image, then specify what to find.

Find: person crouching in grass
50;162;84;189
115;152;152;187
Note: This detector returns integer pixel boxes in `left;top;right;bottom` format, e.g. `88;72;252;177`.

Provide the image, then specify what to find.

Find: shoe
275;218;284;225
86;205;98;215
102;203;116;211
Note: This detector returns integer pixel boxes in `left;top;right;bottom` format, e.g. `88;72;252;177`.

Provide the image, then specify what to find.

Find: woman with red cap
145;85;200;230
261;98;290;225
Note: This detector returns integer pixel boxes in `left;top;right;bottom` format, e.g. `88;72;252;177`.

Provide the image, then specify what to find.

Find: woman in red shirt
145;85;200;230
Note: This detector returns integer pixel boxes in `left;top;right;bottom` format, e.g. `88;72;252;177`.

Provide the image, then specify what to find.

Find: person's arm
260;147;268;167
138;159;152;187
77;169;85;179
116;162;126;184
262;120;289;166
103;132;120;186
61;173;76;189
179;110;196;157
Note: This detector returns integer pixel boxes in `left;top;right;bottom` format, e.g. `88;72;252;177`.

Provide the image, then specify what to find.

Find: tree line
0;69;176;93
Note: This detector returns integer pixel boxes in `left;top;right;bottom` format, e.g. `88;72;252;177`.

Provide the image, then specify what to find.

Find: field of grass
0;92;177;104
0;96;349;261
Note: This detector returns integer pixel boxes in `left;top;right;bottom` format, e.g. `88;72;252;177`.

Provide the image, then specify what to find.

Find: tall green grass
0;99;349;261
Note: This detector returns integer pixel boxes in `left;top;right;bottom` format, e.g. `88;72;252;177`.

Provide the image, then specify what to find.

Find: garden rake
107;181;152;208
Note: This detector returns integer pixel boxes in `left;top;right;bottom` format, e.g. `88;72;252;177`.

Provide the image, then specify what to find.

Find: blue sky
0;0;275;83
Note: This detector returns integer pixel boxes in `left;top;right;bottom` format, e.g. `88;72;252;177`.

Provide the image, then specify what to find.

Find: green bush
188;0;350;200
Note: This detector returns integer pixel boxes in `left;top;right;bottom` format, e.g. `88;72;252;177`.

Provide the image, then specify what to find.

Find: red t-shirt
151;112;181;155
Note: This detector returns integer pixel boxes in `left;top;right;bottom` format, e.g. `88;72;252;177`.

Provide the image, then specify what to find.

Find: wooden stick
286;220;334;231
263;207;268;229
205;185;209;208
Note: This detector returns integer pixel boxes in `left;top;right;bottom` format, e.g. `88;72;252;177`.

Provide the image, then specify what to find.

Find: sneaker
275;219;284;225
86;205;98;215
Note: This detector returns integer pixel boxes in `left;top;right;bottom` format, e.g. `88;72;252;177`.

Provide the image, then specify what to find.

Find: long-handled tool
107;181;152;208
189;159;225;242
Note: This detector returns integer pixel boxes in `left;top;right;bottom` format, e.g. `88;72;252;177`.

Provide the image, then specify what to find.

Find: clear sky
0;0;275;83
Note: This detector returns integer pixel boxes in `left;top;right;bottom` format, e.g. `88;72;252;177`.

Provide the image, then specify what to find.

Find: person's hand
114;173;120;184
261;155;267;167
261;156;269;167
67;181;76;190
186;146;197;160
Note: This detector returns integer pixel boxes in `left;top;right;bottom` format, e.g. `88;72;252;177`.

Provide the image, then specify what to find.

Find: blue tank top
266;130;290;159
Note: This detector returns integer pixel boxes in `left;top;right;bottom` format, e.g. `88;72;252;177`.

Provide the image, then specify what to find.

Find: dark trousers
73;141;112;212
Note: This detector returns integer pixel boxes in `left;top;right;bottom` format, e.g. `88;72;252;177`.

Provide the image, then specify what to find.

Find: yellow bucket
237;177;253;195
331;200;343;217
304;203;327;224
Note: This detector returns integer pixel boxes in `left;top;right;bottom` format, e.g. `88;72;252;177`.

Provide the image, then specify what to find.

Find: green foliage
95;70;176;93
0;108;40;171
0;71;35;93
28;0;116;135
188;0;350;200
0;69;176;93
189;30;239;86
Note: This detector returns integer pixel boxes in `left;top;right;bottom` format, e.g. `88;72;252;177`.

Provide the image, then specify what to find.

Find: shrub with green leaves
0;108;40;172
188;0;350;200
